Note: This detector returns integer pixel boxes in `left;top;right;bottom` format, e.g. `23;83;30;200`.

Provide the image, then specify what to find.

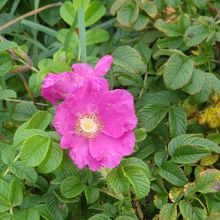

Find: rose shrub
1;0;220;219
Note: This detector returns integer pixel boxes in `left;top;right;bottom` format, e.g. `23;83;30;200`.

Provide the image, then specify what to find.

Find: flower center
80;117;98;133
75;113;102;139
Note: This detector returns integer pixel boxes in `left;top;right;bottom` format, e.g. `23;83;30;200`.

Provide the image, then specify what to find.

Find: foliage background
1;0;220;219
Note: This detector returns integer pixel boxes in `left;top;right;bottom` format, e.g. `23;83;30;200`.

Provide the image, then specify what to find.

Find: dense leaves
1;0;220;219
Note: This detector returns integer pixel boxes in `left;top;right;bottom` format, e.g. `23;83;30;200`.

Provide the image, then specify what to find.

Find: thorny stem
0;2;62;32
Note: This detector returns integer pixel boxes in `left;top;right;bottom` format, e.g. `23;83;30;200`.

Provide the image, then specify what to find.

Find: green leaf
179;200;207;220
85;1;106;26
59;1;76;26
133;13;149;31
168;135;220;158
163;54;194;90
0;0;7;10
13;208;40;220
183;69;206;95
20;135;50;167
192;0;208;9
195;169;220;193
158;161;188;187
89;214;111;220
73;0;90;11
117;3;139;27
0;41;17;51
138;104;168;132
12;102;38;122
13;129;47;146
134;128;147;143
169;106;187;137
0;89;17;100
85;187;99;204
206;73;220;96
184;24;209;47
159;203;177;220
26;111;52;130
113;46;145;74
171;146;210;164
10;161;38;184
38;143;63;173
57;28;79;48
0;52;12;76
0;178;10;212
61;176;85;198
8;178;23;207
86;28;109;45
141;1;157;18
45;194;68;220
107;168;130;193
123;165;150;199
154;19;184;37
157;37;184;49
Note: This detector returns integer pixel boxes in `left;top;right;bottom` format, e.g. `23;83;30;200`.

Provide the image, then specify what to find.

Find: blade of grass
21;19;57;37
78;6;87;63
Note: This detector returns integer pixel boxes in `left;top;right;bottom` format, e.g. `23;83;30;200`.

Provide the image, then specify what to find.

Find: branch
0;2;62;32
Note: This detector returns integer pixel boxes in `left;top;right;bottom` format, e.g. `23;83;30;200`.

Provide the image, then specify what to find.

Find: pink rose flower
42;55;112;104
53;85;138;171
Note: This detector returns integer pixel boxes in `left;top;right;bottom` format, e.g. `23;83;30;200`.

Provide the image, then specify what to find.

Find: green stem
78;6;87;63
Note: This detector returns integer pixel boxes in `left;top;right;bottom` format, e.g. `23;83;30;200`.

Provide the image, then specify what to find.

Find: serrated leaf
169;106;187;137
183;69;206;95
171;146;210;164
113;46;145;74
123;166;150;199
0;89;17;100
158;161;188;187
10;161;38;184
45;194;67;220
154;19;183;37
13;129;47;146
138;104;168;132
141;1;157;18
184;24;209;47
195;169;220;193
159;203;177;220
133;13;149;31
12;102;38;122
38;143;63;173
85;187;99;204
60;176;85;198
8;178;23;207
107;168;130;193
26;111;52;130
89;214;111;220
179;200;207;220
20;135;50;167
117;3;139;27
164;54;194;90
13;208;40;220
